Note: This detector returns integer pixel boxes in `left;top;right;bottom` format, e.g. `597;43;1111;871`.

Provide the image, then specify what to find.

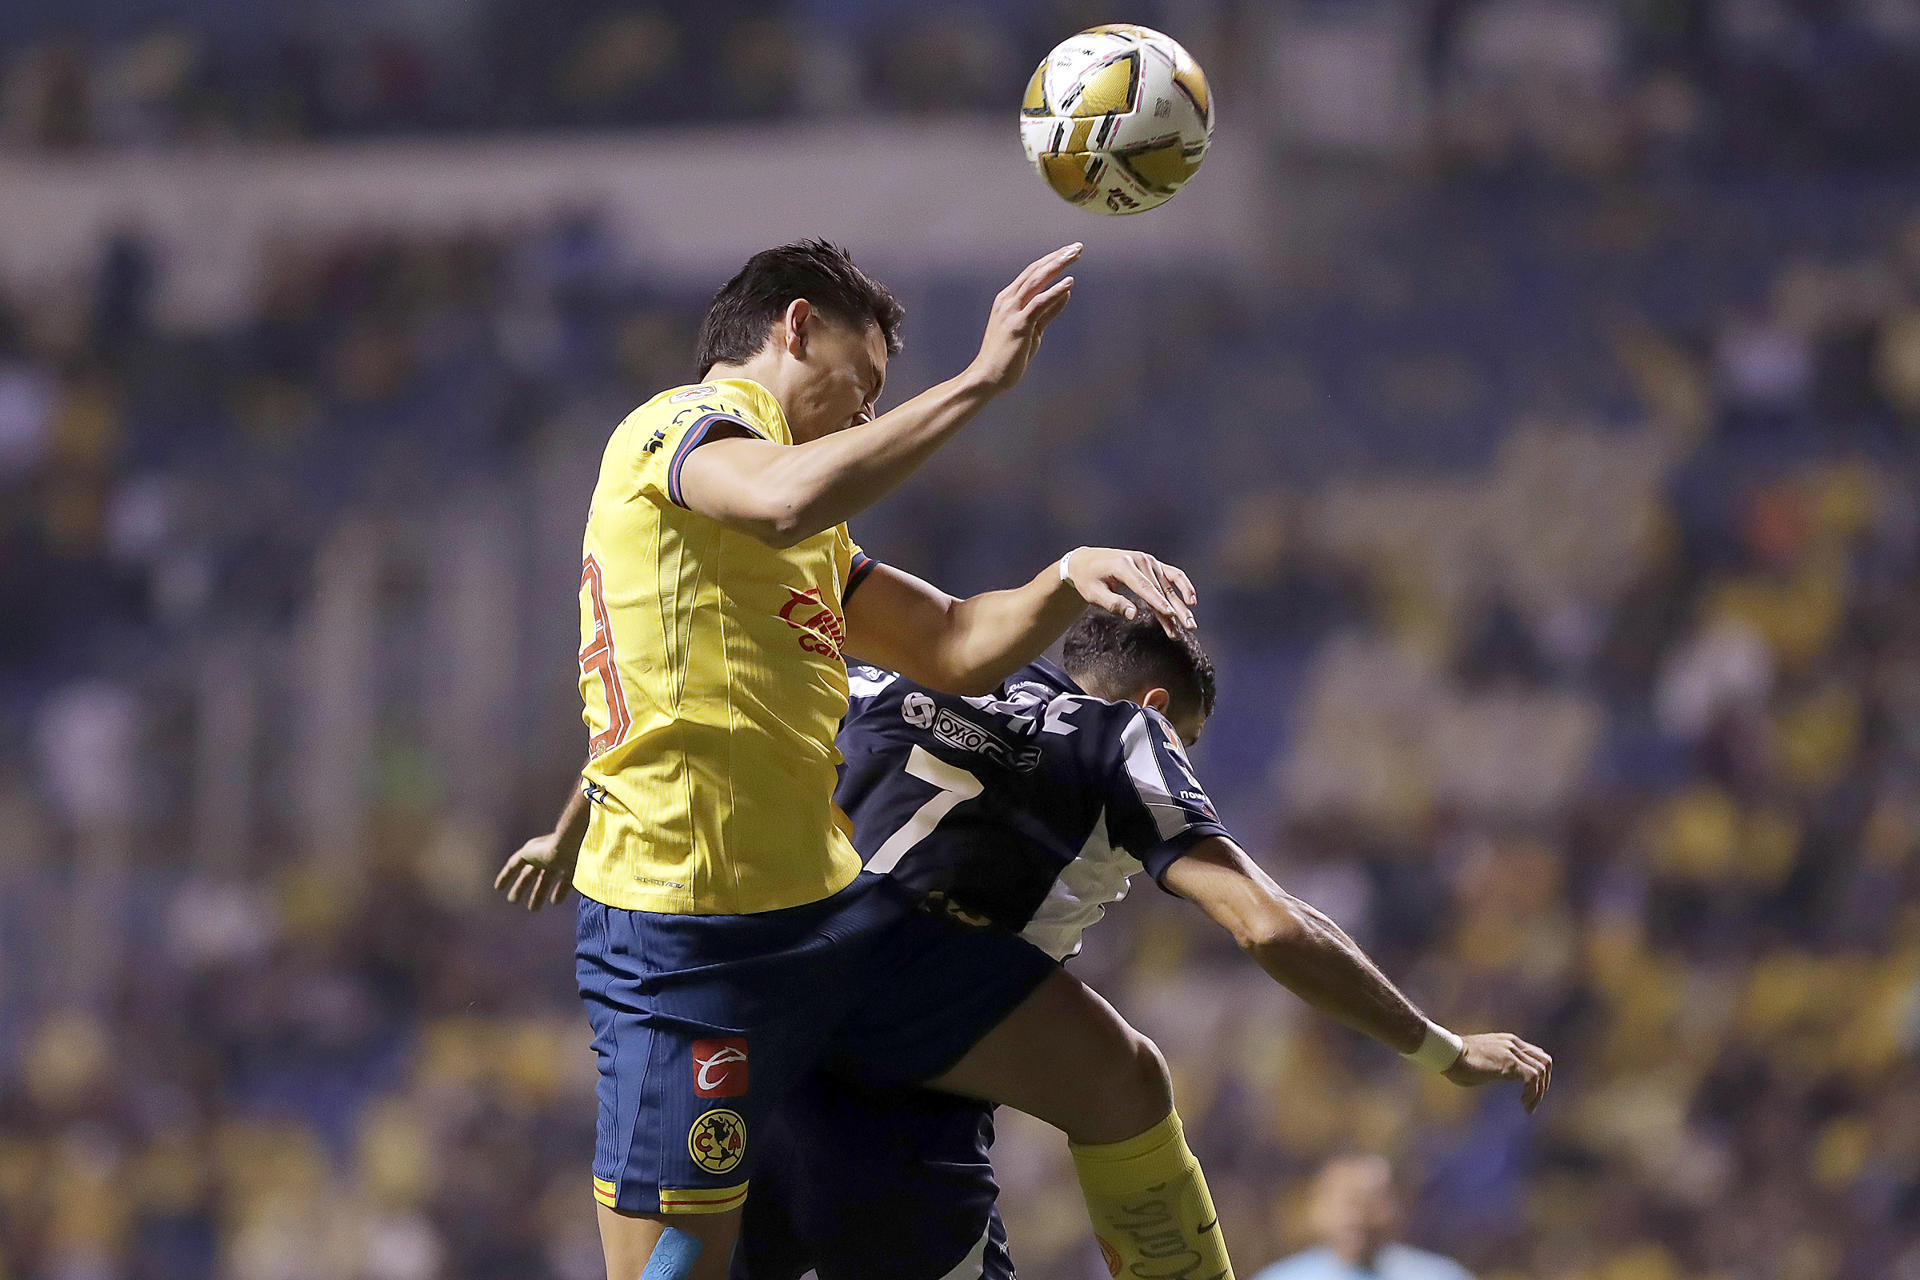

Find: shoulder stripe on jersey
1119;713;1187;841
844;551;880;603
666;413;761;507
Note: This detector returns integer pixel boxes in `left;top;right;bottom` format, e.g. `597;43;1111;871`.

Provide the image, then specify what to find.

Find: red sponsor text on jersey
692;1037;749;1097
778;587;848;659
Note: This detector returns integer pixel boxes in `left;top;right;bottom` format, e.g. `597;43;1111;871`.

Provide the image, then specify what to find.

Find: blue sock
639;1226;704;1280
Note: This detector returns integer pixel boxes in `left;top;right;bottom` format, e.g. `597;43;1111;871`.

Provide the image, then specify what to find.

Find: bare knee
1070;1024;1173;1146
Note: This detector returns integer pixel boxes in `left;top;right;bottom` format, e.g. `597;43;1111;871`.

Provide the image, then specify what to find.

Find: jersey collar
1024;656;1084;695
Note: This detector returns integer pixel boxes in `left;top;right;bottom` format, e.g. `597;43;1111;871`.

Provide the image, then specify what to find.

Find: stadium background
4;0;1920;1277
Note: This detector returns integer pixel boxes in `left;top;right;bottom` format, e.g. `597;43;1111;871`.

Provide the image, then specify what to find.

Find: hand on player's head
970;244;1080;392
1063;546;1198;638
1443;1031;1553;1112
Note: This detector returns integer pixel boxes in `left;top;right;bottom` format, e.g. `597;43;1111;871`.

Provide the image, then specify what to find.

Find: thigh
923;967;1169;1146
733;1071;1008;1280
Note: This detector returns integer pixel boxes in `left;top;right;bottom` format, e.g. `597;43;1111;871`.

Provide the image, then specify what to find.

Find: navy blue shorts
576;872;1055;1217
734;1073;1013;1280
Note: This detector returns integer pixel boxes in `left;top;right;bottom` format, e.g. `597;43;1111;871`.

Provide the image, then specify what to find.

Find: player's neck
703;356;789;413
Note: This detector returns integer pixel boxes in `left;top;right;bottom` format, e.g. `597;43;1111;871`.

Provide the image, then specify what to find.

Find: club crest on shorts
688;1108;747;1175
691;1037;749;1098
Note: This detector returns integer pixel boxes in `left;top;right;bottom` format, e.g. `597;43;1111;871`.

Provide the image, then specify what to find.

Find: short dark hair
1060;589;1217;720
693;239;905;377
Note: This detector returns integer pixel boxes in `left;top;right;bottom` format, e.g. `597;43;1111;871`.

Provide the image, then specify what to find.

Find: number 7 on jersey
866;746;983;874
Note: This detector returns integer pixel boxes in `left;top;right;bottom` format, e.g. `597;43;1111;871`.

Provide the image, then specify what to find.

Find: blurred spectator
1251;1155;1472;1280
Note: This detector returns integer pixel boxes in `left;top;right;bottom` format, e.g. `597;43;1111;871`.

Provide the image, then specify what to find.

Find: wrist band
1058;547;1087;587
1403;1021;1464;1072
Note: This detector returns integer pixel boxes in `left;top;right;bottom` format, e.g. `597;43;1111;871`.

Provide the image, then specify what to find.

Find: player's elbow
1234;895;1311;957
730;490;818;548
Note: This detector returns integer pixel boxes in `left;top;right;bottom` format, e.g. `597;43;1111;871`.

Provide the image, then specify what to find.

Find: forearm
1166;840;1428;1054
1245;895;1428;1054
553;762;591;852
930;562;1089;694
748;370;996;542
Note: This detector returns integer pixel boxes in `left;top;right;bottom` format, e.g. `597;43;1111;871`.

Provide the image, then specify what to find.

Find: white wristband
1058;546;1088;587
1404;1021;1464;1073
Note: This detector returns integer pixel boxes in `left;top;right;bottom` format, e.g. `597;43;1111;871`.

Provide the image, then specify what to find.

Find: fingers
1163;562;1199;609
1008;243;1082;307
506;862;537;904
1504;1036;1551;1112
1080;582;1140;622
492;856;519;892
1019;275;1075;332
1113;556;1192;637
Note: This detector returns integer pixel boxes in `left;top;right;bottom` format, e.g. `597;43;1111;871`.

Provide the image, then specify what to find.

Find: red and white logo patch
692;1038;749;1098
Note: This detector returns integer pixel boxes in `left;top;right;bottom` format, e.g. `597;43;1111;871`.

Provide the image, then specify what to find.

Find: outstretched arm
676;245;1080;548
1161;836;1553;1110
843;548;1198;696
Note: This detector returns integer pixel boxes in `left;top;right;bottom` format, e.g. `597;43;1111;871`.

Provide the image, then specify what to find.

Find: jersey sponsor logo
777;587;848;659
580;779;610;806
687;1108;747;1175
669;385;718;402
901;693;1042;771
691;1038;748;1097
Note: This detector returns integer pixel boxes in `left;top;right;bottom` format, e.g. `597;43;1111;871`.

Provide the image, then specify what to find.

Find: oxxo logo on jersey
778;587;847;659
691;1037;749;1098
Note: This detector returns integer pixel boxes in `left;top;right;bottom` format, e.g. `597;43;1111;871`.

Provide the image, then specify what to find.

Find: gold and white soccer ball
1020;24;1214;216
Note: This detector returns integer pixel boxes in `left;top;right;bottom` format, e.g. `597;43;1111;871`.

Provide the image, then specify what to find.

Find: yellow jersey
574;378;876;915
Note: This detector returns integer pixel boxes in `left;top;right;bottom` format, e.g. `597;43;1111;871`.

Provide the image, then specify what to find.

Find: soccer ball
1020;24;1214;216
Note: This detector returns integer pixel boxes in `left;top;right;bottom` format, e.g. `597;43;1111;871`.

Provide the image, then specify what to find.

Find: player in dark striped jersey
731;595;1552;1280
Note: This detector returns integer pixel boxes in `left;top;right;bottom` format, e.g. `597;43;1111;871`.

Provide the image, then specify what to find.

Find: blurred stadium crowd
3;0;1920;165
5;3;1920;1280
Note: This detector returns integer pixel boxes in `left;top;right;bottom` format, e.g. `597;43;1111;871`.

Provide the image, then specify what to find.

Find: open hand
970;244;1080;392
1444;1032;1553;1112
494;831;579;912
1063;547;1199;638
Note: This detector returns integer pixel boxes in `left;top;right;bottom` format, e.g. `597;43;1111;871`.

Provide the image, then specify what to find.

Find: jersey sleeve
841;531;880;604
630;389;769;508
1101;705;1232;883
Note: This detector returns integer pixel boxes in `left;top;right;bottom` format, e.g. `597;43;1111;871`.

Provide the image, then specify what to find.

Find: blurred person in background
1253;1156;1471;1280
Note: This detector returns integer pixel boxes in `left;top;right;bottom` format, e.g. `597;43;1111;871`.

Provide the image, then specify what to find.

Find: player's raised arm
843;547;1198;696
1161;836;1553;1111
677;244;1080;548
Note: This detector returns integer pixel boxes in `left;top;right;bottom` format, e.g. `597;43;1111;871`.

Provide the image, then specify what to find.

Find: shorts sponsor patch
688;1108;747;1176
691;1037;749;1098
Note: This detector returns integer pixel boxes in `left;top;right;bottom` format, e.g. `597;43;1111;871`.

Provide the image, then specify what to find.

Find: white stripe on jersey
1019;806;1144;962
1119;713;1187;841
847;666;898;701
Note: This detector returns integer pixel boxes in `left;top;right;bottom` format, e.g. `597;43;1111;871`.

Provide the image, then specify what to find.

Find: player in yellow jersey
499;241;1240;1280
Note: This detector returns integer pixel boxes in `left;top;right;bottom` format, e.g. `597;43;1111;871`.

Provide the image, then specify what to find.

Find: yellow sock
1068;1110;1234;1280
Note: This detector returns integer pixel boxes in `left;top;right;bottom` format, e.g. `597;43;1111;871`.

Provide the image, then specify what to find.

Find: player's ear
1141;687;1172;715
782;298;813;357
